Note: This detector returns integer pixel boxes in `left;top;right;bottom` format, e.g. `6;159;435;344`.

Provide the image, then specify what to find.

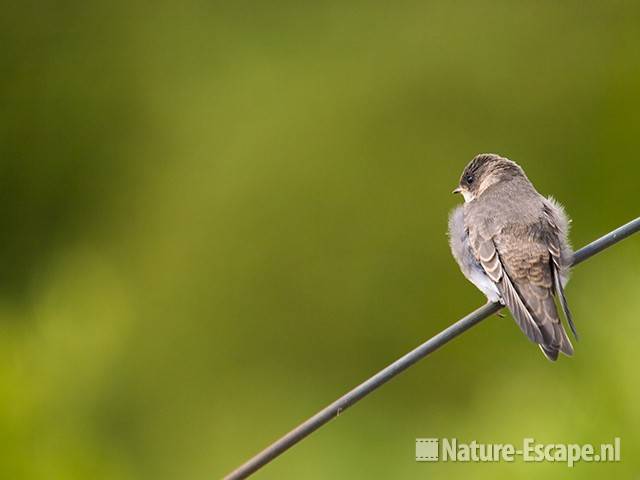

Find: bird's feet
487;299;506;318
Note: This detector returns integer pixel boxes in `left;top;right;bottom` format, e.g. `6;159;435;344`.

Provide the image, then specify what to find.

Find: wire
224;216;640;480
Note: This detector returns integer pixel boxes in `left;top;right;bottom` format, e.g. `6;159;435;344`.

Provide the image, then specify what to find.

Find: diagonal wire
224;216;640;480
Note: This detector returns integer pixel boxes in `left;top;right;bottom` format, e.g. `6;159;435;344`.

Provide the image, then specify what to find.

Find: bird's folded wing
543;203;578;339
468;227;545;345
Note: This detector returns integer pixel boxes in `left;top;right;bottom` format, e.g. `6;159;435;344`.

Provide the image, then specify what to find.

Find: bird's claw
486;300;505;318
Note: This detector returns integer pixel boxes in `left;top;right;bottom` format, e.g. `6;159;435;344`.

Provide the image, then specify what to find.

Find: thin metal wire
224;216;640;480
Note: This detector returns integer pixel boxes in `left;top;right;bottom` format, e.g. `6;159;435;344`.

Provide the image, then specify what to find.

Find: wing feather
543;200;578;340
468;228;545;345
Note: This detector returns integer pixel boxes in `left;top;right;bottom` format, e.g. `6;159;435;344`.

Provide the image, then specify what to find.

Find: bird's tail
513;280;574;362
539;326;573;361
539;262;576;361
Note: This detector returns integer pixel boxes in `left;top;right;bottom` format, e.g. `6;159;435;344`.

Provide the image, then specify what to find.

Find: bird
448;153;578;361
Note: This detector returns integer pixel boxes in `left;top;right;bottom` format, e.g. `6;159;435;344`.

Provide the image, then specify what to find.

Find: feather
450;154;577;360
552;261;579;340
497;262;545;345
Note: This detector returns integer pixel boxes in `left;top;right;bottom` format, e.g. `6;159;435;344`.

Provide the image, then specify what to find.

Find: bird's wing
467;223;545;345
499;233;574;360
543;199;578;339
468;222;573;359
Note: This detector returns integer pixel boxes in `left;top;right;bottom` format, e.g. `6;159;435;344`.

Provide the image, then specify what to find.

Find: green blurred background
1;1;639;479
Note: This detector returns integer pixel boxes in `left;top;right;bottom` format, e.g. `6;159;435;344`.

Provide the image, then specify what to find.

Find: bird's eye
465;174;474;184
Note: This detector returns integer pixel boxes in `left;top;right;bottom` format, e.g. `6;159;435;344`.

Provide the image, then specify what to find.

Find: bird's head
453;153;524;202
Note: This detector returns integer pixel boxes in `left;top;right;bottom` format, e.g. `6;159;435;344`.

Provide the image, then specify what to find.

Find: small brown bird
448;154;578;360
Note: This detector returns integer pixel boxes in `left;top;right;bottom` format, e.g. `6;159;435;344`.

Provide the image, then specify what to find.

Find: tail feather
539;344;559;361
539;322;573;361
557;324;574;356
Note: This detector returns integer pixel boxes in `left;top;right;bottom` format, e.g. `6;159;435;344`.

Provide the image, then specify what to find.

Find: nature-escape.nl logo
415;437;621;467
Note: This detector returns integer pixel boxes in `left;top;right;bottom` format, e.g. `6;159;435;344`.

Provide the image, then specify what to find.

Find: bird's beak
452;187;461;194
